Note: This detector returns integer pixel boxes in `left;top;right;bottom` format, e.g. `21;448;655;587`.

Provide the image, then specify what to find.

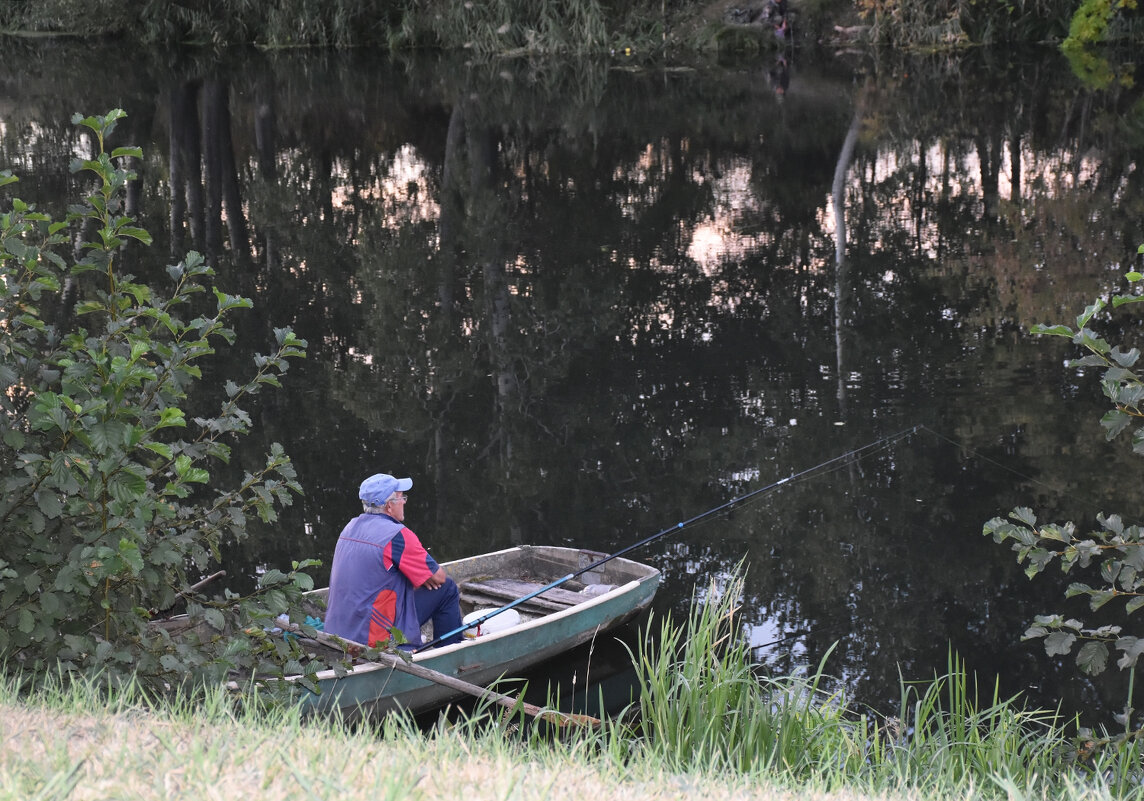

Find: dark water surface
3;39;1144;721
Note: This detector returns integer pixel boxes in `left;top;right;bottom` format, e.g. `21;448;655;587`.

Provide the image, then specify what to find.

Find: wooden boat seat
459;577;598;616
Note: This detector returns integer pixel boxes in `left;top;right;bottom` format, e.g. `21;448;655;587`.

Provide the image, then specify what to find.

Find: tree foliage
1060;0;1141;88
0;110;328;693
984;247;1144;684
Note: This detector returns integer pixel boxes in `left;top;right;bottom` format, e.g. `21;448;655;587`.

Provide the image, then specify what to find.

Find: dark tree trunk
255;91;278;272
202;79;225;259
173;80;205;253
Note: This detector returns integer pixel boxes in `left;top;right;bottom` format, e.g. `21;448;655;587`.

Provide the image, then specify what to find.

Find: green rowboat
295;544;661;719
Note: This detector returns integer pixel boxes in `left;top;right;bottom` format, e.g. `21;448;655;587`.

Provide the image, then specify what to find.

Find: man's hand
422;567;448;590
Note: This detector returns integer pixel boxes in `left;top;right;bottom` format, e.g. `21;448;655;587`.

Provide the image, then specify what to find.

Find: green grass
5;574;1144;801
0;670;816;801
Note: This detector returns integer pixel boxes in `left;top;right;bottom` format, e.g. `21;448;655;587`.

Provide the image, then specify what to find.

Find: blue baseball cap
359;473;413;505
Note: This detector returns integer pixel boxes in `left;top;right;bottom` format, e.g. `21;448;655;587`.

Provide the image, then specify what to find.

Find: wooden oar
291;624;600;728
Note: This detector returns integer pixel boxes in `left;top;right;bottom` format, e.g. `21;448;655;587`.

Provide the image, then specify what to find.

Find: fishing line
416;424;924;651
744;425;1122;658
916;424;1132;524
918;425;1064;491
751;623;848;652
654;429;913;541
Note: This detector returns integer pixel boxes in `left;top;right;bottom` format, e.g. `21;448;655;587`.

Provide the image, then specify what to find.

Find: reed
4;0;1142;48
617;583;852;777
861;0;1077;46
877;652;1066;794
609;573;1142;798
616;575;873;779
0;0;705;53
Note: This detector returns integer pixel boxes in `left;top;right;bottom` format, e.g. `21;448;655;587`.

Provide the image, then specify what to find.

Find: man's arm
421;566;448;590
390;528;444;588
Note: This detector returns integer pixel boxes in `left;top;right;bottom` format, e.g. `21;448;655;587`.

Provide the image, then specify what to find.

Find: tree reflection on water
2;41;1142;722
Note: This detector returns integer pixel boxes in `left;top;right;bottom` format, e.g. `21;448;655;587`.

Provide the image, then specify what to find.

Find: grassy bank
5;575;1143;801
0;665;1130;801
0;679;881;801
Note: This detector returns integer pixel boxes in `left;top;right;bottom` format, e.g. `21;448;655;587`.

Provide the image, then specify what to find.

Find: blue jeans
413;577;463;646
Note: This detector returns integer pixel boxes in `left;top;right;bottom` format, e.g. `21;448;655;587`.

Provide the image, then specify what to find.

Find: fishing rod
415;424;922;651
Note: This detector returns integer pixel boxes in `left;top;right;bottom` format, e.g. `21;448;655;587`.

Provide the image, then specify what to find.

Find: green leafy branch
0;110;330;695
984;248;1144;683
984;509;1144;675
1032;247;1144;452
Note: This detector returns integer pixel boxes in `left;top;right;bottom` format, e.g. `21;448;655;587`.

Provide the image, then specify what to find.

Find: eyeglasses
387;495;407;504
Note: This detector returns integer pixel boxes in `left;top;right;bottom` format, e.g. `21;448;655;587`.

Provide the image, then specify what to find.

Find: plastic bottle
462;608;521;638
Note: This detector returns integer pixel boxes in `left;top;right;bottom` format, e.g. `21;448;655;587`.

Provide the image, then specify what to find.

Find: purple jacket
324;513;440;647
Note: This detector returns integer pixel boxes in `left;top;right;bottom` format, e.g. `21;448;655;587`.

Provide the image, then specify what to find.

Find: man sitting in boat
324;473;463;649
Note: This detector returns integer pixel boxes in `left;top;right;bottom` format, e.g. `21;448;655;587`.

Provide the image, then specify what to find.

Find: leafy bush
1060;0;1142;88
0;110;325;692
984;251;1144;772
984;252;1144;683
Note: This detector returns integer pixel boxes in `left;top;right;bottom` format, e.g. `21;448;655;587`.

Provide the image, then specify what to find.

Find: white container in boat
462;608;521;638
